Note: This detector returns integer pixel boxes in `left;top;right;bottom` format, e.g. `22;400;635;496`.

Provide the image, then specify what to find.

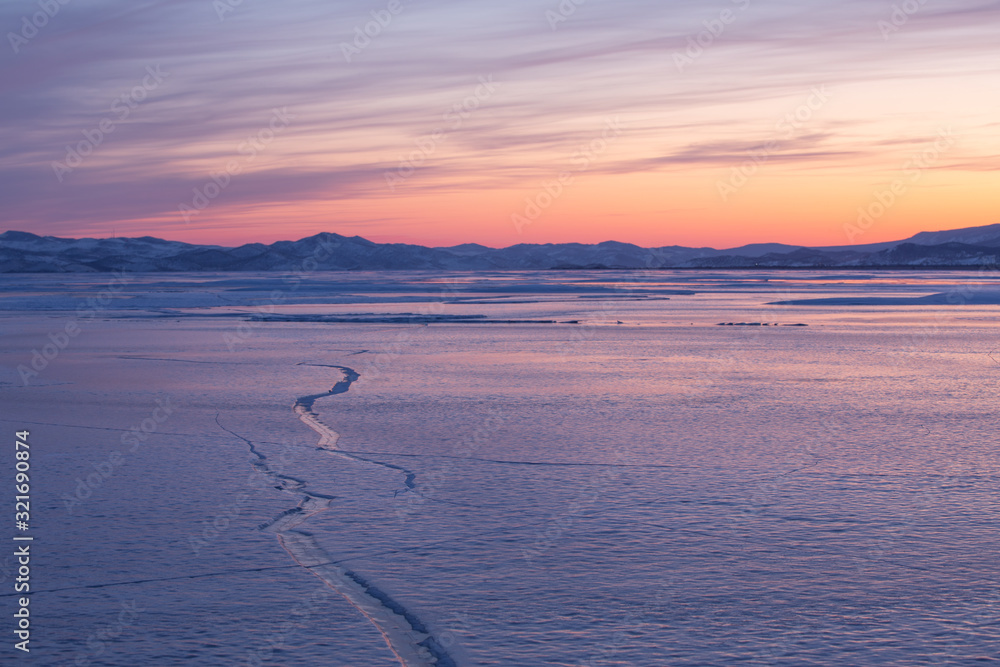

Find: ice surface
1;270;999;665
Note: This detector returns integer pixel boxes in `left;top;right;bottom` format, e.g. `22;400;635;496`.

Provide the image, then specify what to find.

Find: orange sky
3;1;997;249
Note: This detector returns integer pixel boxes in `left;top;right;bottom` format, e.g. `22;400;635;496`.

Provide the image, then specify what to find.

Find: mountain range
3;224;1000;272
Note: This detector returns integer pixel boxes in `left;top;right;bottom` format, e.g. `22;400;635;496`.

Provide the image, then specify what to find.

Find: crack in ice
237;365;455;667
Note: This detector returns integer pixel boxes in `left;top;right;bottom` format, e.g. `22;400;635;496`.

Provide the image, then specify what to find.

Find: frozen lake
1;270;998;665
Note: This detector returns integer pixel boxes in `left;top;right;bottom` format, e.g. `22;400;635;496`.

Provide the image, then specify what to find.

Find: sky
1;0;997;249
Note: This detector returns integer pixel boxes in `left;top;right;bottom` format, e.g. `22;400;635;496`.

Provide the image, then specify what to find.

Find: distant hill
3;224;1000;272
905;223;1000;247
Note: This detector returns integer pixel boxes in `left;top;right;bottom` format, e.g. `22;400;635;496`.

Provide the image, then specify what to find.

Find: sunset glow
2;1;997;248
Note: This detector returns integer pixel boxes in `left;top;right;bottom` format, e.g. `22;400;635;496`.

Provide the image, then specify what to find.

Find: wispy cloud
1;0;997;244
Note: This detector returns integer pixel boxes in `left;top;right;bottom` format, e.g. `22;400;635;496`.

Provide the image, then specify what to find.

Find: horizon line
6;222;999;253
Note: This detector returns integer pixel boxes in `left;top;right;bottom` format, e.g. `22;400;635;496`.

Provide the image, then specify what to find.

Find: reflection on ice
3;270;999;665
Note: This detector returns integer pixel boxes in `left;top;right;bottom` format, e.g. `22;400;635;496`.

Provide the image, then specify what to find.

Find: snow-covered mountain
904;223;1000;247
3;225;1000;272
